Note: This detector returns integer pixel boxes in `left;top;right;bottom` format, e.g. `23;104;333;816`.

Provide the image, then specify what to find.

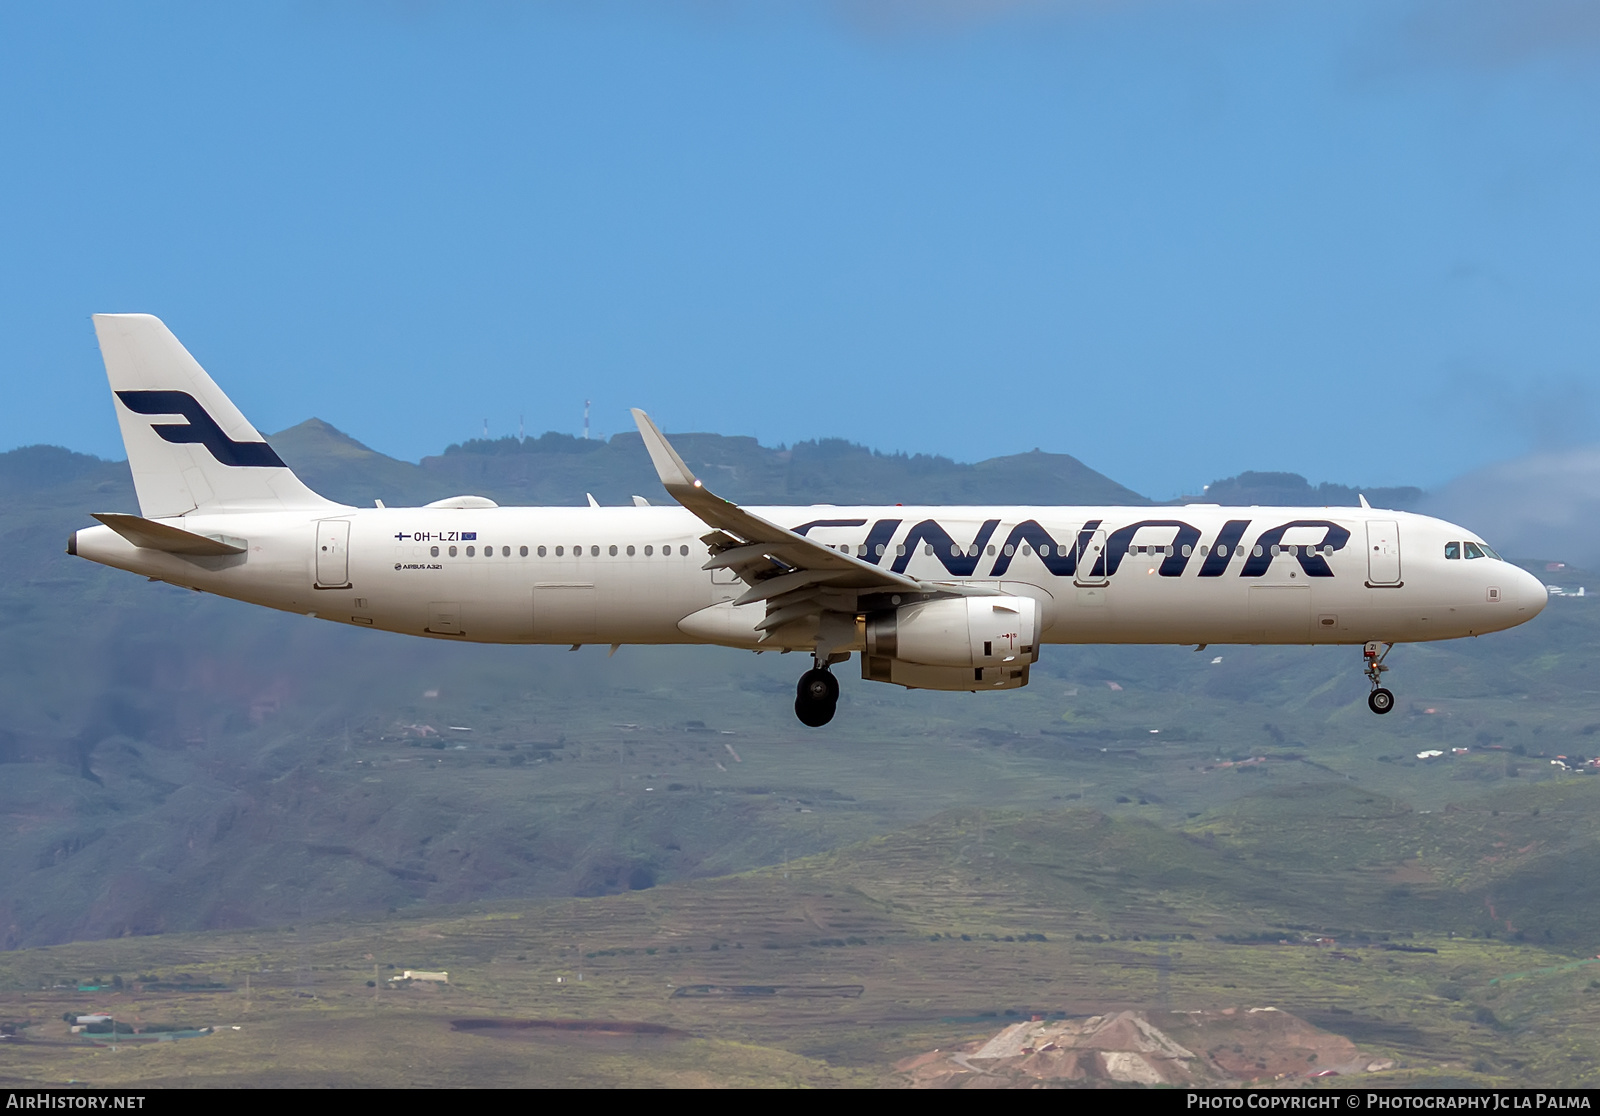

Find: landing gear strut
1364;641;1394;715
795;662;841;728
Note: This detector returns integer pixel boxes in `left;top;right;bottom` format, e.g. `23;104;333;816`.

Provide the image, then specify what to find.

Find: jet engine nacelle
862;595;1038;692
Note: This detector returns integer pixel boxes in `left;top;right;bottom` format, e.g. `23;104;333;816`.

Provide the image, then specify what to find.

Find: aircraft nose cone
1514;565;1548;618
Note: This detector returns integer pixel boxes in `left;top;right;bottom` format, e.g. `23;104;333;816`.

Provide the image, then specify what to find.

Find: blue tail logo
115;390;287;468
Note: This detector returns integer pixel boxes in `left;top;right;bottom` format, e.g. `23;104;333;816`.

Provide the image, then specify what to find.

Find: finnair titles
70;315;1548;727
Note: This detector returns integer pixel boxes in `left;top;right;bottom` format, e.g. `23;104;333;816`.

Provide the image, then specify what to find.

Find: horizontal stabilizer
92;512;247;556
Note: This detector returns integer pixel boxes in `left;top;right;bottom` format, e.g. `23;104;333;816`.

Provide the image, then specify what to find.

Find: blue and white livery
70;315;1548;726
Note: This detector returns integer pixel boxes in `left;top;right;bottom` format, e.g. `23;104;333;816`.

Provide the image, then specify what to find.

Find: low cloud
1422;445;1600;566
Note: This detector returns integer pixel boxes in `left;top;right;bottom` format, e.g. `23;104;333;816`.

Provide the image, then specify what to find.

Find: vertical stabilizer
93;314;338;518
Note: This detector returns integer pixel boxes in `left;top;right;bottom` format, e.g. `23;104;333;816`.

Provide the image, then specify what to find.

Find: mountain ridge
3;418;1429;513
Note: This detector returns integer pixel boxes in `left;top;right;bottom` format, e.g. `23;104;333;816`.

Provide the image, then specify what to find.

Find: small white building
390;970;449;983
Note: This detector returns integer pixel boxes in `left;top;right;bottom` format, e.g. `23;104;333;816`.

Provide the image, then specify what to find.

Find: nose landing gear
795;661;841;727
1364;641;1394;715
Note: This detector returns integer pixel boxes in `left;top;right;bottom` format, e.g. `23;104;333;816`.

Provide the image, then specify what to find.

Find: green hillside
4;794;1600;1087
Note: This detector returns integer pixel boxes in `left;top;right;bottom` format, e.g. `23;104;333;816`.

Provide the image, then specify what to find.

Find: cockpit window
1481;542;1502;560
1444;542;1460;560
1464;542;1486;560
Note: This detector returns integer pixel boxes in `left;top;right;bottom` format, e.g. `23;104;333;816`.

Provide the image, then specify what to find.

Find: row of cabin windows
428;544;695;558
1444;541;1500;560
819;541;1334;559
423;540;1335;561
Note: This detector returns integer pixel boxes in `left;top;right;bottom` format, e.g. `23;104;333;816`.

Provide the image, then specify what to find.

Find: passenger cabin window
1464;542;1486;560
1445;542;1460;560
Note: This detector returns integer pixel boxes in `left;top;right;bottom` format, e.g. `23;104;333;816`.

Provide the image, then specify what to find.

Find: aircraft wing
631;409;925;631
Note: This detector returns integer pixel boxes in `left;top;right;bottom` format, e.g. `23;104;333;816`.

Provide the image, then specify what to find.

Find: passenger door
315;519;351;588
1366;520;1401;585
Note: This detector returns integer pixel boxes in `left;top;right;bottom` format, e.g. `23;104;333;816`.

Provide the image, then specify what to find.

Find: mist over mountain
1422;446;1600;569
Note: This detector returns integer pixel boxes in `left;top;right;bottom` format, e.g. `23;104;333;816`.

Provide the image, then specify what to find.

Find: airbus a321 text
70;315;1548;726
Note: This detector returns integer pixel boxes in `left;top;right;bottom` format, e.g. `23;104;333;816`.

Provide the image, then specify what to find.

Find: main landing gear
1364;641;1395;715
795;661;841;727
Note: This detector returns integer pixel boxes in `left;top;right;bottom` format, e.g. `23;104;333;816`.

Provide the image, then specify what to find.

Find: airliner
69;315;1548;726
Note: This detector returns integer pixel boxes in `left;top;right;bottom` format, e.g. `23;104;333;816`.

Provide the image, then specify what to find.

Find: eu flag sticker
462;532;477;540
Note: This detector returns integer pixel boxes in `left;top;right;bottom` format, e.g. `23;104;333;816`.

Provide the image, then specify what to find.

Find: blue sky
2;1;1597;499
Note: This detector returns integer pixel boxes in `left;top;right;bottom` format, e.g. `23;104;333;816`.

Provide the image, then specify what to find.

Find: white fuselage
71;503;1549;650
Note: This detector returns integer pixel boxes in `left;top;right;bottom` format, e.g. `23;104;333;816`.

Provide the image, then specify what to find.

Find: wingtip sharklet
630;408;699;491
629;406;924;594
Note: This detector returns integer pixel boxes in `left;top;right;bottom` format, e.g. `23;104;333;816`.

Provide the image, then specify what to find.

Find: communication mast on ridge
583;400;591;440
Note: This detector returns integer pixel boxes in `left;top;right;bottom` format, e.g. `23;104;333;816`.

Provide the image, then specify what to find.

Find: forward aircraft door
315;519;350;588
1367;521;1401;585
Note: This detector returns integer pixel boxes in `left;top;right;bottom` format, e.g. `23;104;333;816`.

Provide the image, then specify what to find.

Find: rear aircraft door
315;519;350;587
1075;528;1108;586
1367;520;1401;585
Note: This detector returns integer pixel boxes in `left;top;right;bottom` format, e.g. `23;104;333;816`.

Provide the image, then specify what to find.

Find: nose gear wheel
1363;641;1394;715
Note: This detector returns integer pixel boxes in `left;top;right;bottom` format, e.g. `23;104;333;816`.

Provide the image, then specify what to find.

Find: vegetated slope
1189;779;1600;948
5;800;1600;1086
1193;470;1425;511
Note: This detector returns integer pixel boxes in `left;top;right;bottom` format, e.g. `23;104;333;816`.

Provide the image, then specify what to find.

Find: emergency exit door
1366;520;1401;585
315;519;351;588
